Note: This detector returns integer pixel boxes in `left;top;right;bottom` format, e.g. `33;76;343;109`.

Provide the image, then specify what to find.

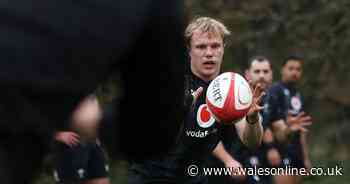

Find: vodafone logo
197;104;215;128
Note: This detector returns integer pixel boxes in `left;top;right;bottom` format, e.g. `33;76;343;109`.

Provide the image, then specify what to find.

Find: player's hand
267;148;281;167
225;159;246;181
246;82;265;123
287;111;312;132
54;131;80;147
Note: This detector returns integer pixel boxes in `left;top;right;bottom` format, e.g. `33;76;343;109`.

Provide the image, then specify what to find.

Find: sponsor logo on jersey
186;130;209;138
291;96;302;111
197;104;215;128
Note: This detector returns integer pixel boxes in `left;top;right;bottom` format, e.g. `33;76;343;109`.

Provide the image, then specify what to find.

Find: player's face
282;60;303;83
248;60;273;90
189;30;224;81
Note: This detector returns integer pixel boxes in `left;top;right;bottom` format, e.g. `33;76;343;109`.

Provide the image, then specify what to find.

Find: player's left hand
246;82;265;123
287;111;312;132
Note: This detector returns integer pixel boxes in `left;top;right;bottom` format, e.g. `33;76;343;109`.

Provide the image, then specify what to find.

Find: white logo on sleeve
249;156;259;166
283;158;291;166
78;168;85;178
53;170;60;182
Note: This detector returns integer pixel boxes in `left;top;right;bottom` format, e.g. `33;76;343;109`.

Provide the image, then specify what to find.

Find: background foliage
37;1;349;183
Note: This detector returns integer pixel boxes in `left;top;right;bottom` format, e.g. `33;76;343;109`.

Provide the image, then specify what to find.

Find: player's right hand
225;159;246;181
54;131;80;147
287;111;312;132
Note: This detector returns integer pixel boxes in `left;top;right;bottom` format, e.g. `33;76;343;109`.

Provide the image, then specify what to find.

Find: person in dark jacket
0;1;185;183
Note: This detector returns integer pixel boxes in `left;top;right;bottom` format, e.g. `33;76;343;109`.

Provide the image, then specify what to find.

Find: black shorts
53;140;109;183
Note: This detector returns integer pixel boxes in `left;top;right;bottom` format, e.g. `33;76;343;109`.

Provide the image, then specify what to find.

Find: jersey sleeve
184;75;194;115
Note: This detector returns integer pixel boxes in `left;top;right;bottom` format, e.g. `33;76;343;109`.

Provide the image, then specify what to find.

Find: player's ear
244;69;250;80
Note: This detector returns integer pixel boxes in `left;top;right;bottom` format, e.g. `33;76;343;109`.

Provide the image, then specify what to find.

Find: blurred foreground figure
53;95;110;184
0;1;184;183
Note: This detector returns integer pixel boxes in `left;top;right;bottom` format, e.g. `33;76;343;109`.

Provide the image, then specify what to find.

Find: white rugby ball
206;72;253;123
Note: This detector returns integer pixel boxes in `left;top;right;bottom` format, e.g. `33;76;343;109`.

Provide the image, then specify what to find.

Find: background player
244;55;281;184
53;95;110;184
264;55;313;184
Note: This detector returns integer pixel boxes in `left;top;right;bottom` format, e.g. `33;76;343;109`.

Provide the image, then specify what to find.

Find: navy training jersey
178;73;221;164
170;72;222;182
264;82;305;156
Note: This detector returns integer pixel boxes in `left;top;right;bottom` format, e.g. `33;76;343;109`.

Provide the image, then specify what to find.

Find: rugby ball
206;72;253;123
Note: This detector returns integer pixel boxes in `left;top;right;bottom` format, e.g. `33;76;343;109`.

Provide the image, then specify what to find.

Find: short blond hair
185;17;231;47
